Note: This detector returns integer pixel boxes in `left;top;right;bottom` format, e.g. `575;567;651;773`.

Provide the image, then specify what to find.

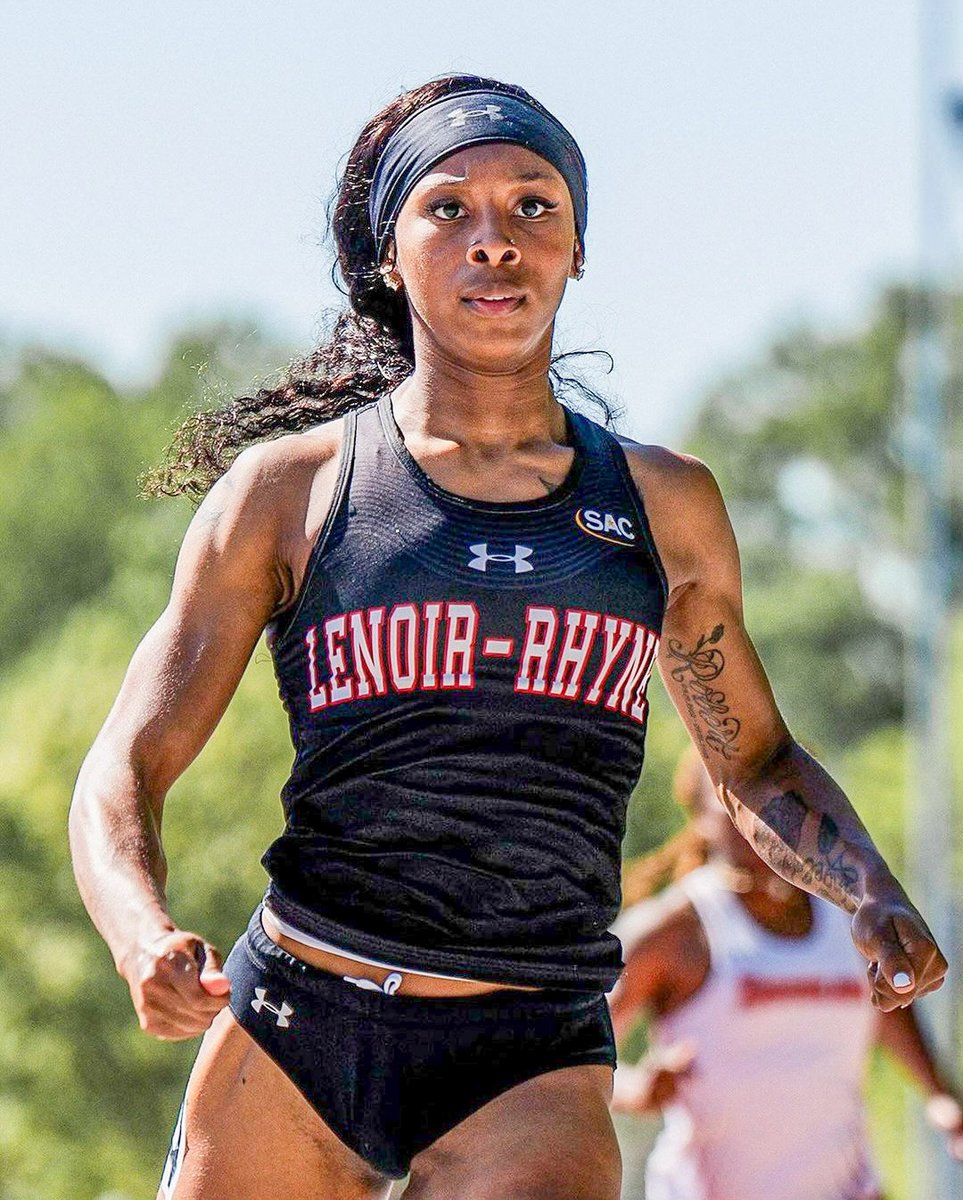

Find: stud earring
379;264;402;292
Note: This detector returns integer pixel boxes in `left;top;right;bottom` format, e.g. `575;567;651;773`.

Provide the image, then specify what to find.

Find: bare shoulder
206;419;344;508
191;419;344;539
176;419;348;617
615;435;720;508
614;435;735;594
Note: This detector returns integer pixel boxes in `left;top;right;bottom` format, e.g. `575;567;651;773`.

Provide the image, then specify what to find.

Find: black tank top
263;394;667;990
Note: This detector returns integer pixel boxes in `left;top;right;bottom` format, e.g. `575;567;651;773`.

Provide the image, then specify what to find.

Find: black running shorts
222;906;616;1177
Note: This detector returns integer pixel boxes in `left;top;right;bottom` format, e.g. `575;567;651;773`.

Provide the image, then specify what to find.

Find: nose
466;226;520;267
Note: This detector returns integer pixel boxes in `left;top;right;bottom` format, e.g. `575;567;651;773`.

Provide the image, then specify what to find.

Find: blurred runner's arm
69;436;337;1039
876;1007;963;1161
608;893;705;1114
623;445;947;1013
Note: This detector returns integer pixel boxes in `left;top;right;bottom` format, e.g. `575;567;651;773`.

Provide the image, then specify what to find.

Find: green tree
683;286;963;750
0;321;291;674
0;325;294;1198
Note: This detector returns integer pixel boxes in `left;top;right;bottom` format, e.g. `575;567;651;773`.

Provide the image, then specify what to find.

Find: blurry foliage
0;292;960;1197
0;324;292;1200
686;285;963;749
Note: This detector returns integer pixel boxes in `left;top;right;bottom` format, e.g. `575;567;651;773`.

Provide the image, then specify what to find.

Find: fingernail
893;971;912;990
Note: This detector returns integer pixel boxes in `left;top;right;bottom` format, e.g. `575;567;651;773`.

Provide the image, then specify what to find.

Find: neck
396;333;564;450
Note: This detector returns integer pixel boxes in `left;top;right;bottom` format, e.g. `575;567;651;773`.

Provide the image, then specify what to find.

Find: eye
516;196;558;218
430;199;466;221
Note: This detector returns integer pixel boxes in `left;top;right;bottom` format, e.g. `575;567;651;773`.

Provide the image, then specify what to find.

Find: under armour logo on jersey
468;543;534;573
448;104;504;128
251;987;294;1028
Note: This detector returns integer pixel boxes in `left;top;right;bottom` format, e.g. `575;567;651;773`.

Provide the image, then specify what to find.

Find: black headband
368;89;588;262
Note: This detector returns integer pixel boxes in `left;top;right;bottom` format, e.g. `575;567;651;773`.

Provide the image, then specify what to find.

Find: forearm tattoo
666;624;741;758
818;814;840;855
759;791;806;850
753;794;860;910
667;623;861;908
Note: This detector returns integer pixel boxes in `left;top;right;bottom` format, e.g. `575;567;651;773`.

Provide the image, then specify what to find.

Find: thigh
405;1064;620;1200
157;1008;392;1200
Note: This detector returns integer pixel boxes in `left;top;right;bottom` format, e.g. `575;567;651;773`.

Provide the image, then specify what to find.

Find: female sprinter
69;74;946;1200
610;750;963;1199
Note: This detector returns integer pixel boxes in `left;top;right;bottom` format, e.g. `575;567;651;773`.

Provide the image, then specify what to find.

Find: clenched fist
122;929;231;1040
851;892;947;1013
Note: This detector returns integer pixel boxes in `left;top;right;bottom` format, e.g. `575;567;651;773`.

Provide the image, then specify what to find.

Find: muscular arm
661;588;869;917
624;446;946;1010
69;431;339;1036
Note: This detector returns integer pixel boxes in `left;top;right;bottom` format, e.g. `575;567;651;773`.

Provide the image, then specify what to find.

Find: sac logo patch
575;508;637;548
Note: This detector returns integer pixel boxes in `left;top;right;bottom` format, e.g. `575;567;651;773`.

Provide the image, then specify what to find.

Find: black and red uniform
263;392;667;991
217;394;668;1177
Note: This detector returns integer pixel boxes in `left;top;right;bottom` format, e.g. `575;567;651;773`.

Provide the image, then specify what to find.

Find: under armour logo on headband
448;104;504;128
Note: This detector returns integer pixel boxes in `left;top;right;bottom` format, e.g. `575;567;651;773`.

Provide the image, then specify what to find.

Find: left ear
570;240;585;281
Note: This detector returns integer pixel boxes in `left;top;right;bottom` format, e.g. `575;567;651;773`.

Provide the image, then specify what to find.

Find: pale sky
2;2;960;442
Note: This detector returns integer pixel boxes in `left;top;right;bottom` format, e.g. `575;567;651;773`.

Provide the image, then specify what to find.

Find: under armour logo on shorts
251;987;294;1028
448;104;504;128
468;543;534;574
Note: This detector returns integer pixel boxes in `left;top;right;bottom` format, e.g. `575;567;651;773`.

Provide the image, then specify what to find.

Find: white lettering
348;607;386;698
605;626;659;723
305;626;328;712
442;602;478;688
387;604;419;692
584;617;634;703
324;614;354;704
515;606;559;694
421;602;443;689
549;610;601;698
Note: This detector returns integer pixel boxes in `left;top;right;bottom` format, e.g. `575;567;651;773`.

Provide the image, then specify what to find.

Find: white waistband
261;904;476;983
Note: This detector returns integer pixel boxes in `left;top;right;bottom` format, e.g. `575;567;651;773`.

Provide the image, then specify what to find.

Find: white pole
904;2;961;1196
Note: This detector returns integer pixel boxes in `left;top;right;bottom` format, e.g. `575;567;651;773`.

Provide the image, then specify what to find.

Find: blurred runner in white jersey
610;749;963;1200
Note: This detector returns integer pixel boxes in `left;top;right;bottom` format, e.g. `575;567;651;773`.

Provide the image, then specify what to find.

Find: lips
462;293;525;315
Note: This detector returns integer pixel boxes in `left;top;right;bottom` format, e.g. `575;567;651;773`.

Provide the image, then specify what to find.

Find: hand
611;1042;696;1114
851;892;947;1012
121;929;231;1040
925;1093;963;1162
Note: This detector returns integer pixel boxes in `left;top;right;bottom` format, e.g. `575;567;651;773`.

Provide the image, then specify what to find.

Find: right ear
379;239;403;292
570;239;585;280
